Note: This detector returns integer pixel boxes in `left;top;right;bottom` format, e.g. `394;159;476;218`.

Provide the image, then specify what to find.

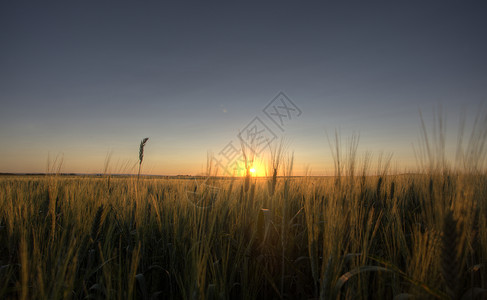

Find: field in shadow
1;170;486;299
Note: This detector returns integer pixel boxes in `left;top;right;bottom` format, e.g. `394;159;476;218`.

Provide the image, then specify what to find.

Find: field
1;166;486;299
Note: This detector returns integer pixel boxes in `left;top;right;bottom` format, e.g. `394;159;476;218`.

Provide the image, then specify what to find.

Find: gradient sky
1;1;486;175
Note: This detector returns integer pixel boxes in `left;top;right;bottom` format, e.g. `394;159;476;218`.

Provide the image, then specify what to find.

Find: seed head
139;137;149;165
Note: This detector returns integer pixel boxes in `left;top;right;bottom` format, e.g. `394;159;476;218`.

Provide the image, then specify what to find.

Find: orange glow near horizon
249;159;267;177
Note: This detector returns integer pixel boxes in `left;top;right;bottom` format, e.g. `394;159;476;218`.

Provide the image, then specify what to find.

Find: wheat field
0;162;486;299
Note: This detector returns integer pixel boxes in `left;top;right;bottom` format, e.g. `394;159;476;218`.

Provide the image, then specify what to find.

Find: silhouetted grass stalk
138;137;149;182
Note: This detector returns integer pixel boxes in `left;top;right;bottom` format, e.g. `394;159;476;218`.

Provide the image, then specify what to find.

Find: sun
248;160;266;177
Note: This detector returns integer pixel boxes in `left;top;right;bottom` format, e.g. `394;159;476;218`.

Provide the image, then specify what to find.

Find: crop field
4;0;487;298
1;166;486;299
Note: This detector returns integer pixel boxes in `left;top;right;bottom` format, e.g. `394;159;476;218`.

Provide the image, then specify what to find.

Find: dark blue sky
1;1;486;175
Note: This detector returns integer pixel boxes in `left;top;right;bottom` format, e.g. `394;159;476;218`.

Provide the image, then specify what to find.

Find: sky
1;1;486;176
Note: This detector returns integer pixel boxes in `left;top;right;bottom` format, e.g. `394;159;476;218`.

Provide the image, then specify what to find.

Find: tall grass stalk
138;137;149;182
268;138;286;195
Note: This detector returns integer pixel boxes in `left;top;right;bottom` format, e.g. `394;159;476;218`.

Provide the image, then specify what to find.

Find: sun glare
250;168;256;173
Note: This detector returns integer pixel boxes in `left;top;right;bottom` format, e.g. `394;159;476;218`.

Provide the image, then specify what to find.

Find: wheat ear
138;137;149;181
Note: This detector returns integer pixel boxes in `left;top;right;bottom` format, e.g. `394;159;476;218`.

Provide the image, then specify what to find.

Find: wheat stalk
268;138;286;195
138;137;149;181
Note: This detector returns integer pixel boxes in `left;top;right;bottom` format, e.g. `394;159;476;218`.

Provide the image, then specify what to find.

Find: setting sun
249;168;256;173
